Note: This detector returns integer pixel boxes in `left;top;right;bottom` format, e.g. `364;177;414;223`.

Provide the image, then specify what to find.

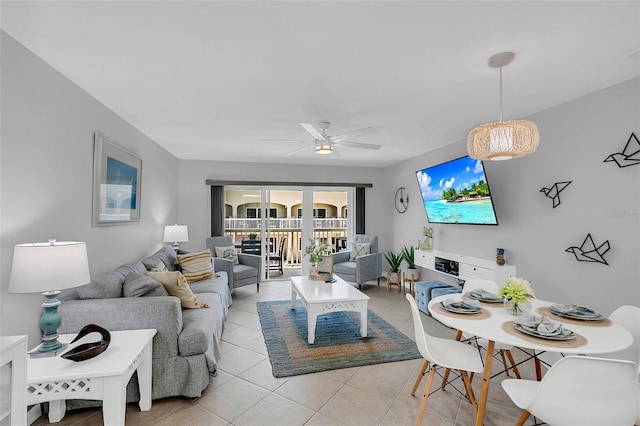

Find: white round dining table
428;293;633;426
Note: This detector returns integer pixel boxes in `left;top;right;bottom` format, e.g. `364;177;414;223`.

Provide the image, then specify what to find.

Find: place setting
431;298;492;319
463;288;504;305
502;312;587;348
537;303;612;327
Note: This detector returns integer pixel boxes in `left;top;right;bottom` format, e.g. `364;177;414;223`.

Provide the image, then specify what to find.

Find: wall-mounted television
415;155;499;225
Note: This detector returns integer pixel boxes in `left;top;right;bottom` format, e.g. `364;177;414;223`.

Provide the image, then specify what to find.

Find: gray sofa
59;246;231;406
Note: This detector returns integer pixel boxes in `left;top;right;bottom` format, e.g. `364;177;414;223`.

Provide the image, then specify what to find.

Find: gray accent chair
206;236;262;292
331;234;383;290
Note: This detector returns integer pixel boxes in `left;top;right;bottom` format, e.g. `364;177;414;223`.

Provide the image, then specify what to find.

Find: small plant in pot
383;250;403;284
248;233;257;240
401;245;419;280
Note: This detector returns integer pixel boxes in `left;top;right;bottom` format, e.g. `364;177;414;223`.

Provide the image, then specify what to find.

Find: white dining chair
603;305;640;376
501;355;638;426
461;278;522;378
406;293;485;426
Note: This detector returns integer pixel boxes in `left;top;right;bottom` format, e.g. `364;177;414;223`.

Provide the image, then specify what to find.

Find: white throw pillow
349;243;371;261
214;246;239;265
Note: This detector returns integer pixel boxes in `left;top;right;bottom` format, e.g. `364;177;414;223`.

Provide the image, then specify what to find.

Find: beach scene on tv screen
416;156;498;225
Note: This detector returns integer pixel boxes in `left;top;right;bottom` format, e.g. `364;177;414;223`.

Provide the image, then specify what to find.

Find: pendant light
467;52;539;161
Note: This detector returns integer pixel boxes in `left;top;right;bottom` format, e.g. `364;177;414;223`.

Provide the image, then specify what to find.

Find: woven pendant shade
467;119;539;161
467;52;539;161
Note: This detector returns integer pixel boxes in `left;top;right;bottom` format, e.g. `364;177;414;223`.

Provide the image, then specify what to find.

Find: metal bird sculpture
540;181;572;208
604;133;640;168
565;234;610;265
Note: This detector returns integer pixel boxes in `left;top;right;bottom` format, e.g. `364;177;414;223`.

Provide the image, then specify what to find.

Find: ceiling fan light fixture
315;144;334;155
467;52;540;161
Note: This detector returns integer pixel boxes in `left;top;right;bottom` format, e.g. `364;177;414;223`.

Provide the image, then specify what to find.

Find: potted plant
401;245;419;280
383;249;403;285
248;233;257;240
304;238;329;278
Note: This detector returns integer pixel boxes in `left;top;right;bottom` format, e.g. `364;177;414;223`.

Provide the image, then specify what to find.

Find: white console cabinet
415;249;516;286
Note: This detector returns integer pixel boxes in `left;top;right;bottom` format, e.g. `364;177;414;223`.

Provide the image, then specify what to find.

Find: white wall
385;77;640;315
0;32;180;346
177;160;386;251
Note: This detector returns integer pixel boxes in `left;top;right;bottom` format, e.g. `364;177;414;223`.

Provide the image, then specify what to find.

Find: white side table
26;329;156;425
1;335;28;426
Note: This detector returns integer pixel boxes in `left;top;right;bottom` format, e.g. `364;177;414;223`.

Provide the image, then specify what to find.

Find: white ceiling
2;1;639;167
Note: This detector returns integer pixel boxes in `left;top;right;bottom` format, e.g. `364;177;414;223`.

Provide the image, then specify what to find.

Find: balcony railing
224;218;348;266
224;218;347;229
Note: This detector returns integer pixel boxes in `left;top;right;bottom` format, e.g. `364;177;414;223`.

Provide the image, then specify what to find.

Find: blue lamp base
31;291;68;358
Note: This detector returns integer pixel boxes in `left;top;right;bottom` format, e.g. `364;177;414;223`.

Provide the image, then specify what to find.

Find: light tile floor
34;280;542;425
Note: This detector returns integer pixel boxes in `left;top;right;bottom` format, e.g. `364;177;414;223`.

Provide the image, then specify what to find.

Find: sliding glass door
223;186;353;280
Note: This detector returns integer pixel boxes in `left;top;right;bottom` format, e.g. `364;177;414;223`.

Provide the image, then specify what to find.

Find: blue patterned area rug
257;300;422;377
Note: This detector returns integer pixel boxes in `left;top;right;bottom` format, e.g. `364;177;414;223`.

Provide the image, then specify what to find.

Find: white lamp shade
163;225;189;243
8;241;90;293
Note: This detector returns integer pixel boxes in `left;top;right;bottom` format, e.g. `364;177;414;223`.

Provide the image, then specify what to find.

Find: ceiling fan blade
331;126;376;142
333;140;382;150
300;123;326;140
284;144;313;156
261;138;309;142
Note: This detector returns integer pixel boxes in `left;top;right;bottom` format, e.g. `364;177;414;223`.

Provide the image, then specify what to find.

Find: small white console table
27;329;156;425
1;335;27;426
414;249;516;285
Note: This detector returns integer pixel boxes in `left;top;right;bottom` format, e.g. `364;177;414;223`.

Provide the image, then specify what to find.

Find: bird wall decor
604;133;640;168
566;233;610;265
540;181;572;208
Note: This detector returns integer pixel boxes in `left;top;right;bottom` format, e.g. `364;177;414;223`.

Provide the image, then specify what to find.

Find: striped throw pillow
175;249;214;282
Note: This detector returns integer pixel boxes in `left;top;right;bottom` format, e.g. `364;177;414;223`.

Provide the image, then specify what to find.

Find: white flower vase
503;298;533;316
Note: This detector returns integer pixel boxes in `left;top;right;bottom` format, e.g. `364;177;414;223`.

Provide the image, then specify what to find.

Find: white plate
549;304;604;321
439;301;482;314
514;323;576;341
468;292;502;303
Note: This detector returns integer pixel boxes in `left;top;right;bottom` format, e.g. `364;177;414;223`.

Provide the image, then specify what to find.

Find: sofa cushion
115;261;147;278
349;243;371;261
233;264;258;281
142;246;178;272
123;272;169;297
147;270;209;309
175;250;214;282
334;261;356;276
214;246;239;265
76;271;124;299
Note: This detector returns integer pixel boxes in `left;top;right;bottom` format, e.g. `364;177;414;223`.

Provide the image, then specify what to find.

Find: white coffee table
26;328;156;425
290;275;370;344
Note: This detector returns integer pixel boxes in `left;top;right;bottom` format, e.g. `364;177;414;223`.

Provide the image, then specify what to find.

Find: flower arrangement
420;226;434;250
304;238;329;264
499;277;535;316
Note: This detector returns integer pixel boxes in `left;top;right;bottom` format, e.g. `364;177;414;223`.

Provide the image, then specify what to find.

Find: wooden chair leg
416;366;436;426
515;410;531;426
461;371;478;413
441;330;463;390
505;350;522;379
499;350;510;377
411;360;429;395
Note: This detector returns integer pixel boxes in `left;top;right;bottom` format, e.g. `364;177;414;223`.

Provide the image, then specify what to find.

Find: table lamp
163;224;189;251
8;240;90;356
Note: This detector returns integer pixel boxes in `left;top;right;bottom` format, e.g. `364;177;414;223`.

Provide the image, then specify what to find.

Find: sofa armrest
355;252;383;284
331;251;351;264
58;296;184;359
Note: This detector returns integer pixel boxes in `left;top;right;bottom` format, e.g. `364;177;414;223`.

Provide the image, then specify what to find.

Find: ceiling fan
271;121;381;156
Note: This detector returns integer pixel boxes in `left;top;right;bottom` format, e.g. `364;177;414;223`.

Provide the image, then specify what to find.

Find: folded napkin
551;304;597;316
443;299;481;310
469;289;500;299
516;313;565;336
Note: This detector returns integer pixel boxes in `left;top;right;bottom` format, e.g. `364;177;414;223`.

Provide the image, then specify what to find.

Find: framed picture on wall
92;133;142;226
